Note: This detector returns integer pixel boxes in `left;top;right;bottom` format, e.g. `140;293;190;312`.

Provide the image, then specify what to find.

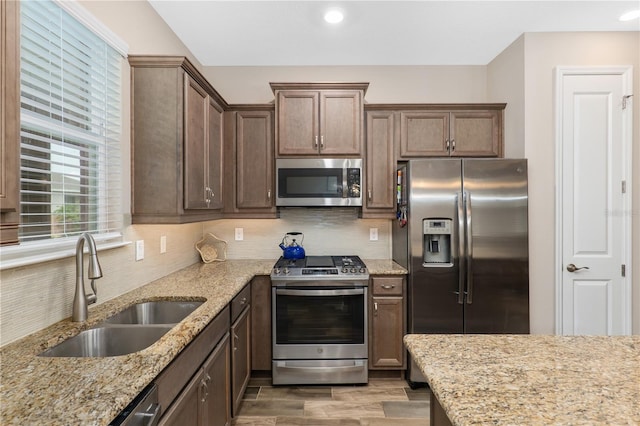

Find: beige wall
521;32;640;334
487;35;525;158
203;66;487;104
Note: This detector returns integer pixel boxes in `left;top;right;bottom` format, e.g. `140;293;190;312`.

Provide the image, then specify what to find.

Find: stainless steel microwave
275;158;363;207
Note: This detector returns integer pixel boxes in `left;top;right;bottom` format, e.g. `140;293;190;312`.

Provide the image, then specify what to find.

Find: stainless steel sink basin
39;325;173;357
103;300;203;325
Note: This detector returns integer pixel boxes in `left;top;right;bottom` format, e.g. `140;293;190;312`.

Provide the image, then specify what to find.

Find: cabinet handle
446;139;450;151
314;136;318;148
200;380;208;402
368;190;372;201
233;333;239;351
451;139;455;152
267;189;271;201
320;135;324;149
381;284;395;289
374;302;378;316
239;297;247;305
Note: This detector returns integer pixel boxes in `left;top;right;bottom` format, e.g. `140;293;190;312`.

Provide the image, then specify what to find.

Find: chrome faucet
72;233;103;321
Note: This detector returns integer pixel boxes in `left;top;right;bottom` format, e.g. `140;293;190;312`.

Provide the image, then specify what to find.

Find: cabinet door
231;307;250;417
0;0;20;245
251;276;272;371
207;97;224;209
399;111;449;158
184;76;210;209
320;91;362;155
370;297;405;369
276;91;319;155
449;110;501;157
202;333;231;426
236;111;274;209
158;367;201;426
365;111;396;212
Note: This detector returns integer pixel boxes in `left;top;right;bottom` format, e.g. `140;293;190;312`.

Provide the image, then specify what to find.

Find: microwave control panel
347;168;361;198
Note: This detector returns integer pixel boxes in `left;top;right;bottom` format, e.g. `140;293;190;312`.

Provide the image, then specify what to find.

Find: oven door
272;286;368;360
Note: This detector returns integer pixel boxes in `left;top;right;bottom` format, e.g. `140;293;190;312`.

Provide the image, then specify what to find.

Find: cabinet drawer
231;285;251;322
371;277;403;296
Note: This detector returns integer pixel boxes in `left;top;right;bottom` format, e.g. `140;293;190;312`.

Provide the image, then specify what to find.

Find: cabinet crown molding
270;82;369;95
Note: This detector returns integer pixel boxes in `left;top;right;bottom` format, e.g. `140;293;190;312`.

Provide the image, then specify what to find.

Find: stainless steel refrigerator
392;159;529;383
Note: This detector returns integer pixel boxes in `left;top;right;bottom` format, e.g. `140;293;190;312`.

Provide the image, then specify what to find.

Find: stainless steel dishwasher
109;383;160;426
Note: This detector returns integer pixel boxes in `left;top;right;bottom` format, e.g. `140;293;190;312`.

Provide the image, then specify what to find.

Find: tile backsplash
204;208;391;260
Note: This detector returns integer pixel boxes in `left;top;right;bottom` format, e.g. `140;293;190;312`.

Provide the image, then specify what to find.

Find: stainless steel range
271;255;369;385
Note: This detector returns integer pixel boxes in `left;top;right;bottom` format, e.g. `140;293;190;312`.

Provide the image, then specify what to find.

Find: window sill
0;233;130;270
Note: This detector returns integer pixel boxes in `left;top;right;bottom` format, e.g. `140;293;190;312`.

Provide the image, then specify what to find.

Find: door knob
566;263;590;273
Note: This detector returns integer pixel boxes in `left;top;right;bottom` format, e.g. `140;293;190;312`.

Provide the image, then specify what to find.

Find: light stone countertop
404;334;640;425
0;258;405;425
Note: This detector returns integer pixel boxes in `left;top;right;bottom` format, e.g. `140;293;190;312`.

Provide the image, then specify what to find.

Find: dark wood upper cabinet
271;83;368;157
0;0;20;245
129;56;227;224
223;106;277;217
362;110;396;219
396;104;505;158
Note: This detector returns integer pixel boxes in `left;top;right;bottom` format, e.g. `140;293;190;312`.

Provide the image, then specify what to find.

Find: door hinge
622;264;626;277
622;180;626;194
622;95;633;109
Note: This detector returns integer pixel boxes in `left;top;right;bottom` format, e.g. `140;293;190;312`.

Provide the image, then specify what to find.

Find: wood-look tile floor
232;379;430;425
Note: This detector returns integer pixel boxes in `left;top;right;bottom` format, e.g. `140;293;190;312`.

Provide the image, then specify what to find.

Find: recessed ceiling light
619;9;640;21
324;9;344;24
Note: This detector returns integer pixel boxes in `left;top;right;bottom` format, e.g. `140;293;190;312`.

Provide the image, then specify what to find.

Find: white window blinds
19;0;123;243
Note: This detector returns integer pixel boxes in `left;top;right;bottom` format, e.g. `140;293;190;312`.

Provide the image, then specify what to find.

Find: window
19;0;123;243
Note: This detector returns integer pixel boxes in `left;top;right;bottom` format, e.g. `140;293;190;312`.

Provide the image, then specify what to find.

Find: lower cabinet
369;276;406;369
157;306;231;426
250;276;272;371
159;333;231;426
231;285;251;417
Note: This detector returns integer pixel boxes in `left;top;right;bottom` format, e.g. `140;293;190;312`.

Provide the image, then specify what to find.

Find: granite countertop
0;258;405;425
404;334;640;425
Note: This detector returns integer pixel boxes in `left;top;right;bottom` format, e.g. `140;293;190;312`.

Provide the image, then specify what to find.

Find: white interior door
556;67;632;336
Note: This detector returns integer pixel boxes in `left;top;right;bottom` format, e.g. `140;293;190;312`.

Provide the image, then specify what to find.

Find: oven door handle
275;288;364;297
274;361;365;373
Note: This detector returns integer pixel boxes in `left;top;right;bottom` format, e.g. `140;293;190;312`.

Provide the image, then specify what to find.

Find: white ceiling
148;1;640;66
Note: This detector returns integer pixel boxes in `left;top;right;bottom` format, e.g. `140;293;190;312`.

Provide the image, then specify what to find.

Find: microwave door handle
342;169;348;198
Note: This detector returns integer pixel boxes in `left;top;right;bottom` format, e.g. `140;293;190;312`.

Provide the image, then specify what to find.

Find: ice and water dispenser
423;219;453;266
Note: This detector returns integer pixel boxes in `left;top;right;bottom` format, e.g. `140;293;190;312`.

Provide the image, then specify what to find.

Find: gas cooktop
271;255;368;280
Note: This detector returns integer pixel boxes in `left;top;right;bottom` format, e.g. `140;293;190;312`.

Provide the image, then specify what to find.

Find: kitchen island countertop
404;334;640;425
1;258;405;425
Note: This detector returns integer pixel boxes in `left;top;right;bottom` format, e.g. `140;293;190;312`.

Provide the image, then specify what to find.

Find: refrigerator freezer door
462;159;529;333
408;159;464;334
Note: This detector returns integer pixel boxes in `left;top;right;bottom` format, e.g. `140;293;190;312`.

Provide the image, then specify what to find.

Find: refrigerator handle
457;192;465;304
465;191;474;304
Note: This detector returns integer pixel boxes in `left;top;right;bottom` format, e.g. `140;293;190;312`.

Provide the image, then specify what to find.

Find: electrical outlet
235;228;244;241
160;235;167;254
136;240;145;261
370;228;379;241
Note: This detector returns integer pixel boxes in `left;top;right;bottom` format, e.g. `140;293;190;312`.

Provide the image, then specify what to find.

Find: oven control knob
283;267;289;275
342;267;348;273
350;267;356;273
274;267;280;275
359;267;366;274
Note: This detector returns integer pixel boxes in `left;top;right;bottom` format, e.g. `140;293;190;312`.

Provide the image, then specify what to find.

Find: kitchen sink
39;325;173;357
102;300;204;325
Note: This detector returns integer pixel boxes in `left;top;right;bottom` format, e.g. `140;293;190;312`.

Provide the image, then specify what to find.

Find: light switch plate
136;240;144;261
235;228;244;241
370;228;379;241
